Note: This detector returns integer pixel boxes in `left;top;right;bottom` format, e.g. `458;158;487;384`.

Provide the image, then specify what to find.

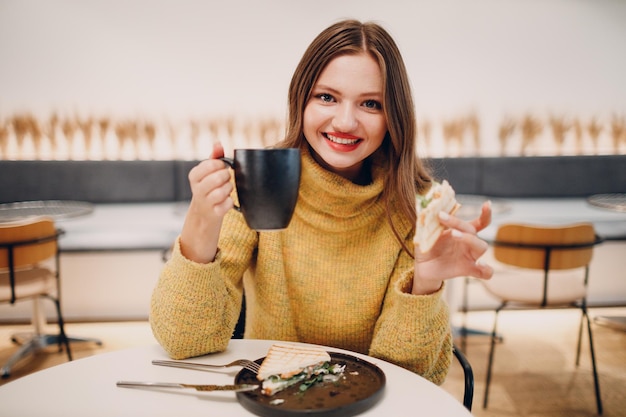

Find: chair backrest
0;217;59;269
493;223;597;271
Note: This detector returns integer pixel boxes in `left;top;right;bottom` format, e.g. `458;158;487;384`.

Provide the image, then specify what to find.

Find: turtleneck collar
297;146;387;219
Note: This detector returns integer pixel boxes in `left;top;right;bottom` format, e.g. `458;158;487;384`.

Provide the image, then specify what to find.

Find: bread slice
257;343;330;381
256;343;340;396
414;180;460;253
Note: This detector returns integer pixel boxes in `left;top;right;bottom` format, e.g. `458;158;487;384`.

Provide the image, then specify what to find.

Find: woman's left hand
412;201;494;295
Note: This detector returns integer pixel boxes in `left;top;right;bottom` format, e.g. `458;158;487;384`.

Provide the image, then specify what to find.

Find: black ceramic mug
220;148;301;230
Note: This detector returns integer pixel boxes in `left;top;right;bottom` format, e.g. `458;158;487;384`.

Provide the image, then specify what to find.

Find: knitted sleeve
149;211;256;359
369;260;452;385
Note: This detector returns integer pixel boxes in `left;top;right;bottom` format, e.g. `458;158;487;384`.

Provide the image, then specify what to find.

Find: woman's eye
363;100;382;110
317;93;334;103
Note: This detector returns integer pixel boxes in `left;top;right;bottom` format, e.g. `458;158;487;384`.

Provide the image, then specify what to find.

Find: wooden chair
481;222;603;415
0;217;72;378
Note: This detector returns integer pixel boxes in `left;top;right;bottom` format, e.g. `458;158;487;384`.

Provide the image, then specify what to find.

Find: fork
152;359;260;373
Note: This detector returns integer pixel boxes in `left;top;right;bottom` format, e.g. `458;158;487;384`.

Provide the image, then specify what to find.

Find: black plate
235;352;386;417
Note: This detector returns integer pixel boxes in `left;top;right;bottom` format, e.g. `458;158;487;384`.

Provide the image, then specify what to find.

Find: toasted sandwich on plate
257;343;345;396
414;180;460;253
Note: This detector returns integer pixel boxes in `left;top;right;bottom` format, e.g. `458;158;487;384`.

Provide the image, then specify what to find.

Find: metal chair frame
482;223;604;415
452;344;474;411
0;221;71;378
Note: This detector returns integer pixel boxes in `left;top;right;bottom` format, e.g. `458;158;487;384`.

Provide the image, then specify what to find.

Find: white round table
0;340;471;417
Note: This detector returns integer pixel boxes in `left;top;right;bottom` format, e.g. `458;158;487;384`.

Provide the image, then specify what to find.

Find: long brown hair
277;19;431;254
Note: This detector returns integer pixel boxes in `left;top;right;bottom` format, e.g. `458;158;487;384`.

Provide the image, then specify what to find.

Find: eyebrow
313;84;383;99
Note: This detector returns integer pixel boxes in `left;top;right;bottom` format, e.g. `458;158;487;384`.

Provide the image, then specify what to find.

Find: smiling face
303;52;388;183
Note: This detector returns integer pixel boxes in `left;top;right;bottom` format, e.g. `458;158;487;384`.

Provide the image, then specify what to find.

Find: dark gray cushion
427;157;482;195
174;160;199;201
2;155;623;204
427;155;625;198
0;160;177;203
480;155;626;198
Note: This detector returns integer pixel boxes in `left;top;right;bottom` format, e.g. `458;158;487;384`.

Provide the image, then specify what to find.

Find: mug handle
219;157;242;212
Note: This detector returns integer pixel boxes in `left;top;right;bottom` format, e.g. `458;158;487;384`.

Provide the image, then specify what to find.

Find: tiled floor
1;307;625;416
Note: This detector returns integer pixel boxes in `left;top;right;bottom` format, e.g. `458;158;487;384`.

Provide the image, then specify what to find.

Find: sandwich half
414;180;460;253
256;343;344;396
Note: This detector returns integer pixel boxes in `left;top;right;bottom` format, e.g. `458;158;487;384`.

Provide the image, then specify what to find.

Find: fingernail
439;211;450;221
452;229;463;238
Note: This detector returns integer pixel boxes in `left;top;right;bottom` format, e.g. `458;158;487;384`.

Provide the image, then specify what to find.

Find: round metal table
454;194;511;220
587;193;626;331
587;193;626;213
0;200;94;222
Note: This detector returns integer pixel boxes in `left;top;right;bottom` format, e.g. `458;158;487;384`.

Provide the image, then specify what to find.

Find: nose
332;102;358;132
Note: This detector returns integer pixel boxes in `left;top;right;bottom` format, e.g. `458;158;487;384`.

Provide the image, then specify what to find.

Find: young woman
150;19;493;385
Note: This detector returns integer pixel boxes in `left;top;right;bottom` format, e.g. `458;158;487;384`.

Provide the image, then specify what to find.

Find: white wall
1;0;626;156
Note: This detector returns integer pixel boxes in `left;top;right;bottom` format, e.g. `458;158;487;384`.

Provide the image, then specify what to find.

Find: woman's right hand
179;142;234;263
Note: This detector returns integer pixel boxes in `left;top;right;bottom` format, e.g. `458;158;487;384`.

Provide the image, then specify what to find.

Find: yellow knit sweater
150;148;452;384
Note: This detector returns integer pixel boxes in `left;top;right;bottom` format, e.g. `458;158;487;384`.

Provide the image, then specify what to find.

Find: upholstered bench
428;154;625;198
1;155;624;319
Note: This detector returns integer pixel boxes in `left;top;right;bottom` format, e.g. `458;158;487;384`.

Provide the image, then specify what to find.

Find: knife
116;381;258;392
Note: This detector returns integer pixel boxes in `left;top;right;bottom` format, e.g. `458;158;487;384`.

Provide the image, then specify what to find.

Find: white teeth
326;134;359;145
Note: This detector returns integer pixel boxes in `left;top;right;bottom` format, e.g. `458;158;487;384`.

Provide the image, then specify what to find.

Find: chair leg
456;277;500;353
583;308;603;415
1;296;73;378
52;297;72;361
575;309;584;366
483;307;501;409
1;338;40;378
43;294;102;353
